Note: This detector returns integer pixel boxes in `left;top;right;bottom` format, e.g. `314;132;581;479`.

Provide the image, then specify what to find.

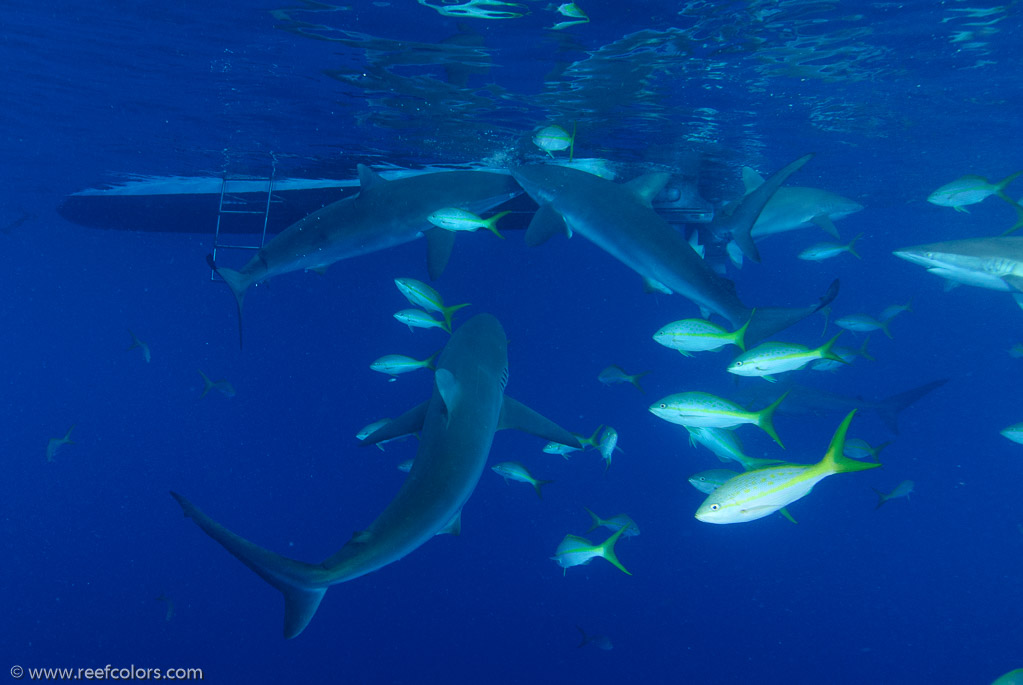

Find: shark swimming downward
510;155;839;345
211;166;521;346
171;314;580;639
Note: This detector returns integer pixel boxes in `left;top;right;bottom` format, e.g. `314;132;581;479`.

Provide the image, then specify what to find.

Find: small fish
551;526;631;575
835;313;893;339
584;507;640;537
695;411;880;524
650;391;788;447
928;172;1023;219
1009;344;1023;358
797;234;863;261
1001;423;1023;445
428;208;509;239
597;427;619;471
155;593;175;622
728;333;845;382
555;2;588;19
688;469;741;494
874;480;914;509
397;459;414;473
356;418;414;451
652;317;750;355
491;461;553;499
597;365;649;393
393;308;449;334
369;353;437;376
46;425;75;462
812;336;874;372
991;668;1023;685
198;370;236;399
543;440;583;458
844;438;891;461
576;625;612;651
685;426;784;471
394;278;470;332
533;123;576;160
880;300;913;322
127;329;151;363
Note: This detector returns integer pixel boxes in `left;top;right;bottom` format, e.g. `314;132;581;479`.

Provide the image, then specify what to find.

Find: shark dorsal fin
525;204;568;246
357;164;386;190
624;172;671;207
435;369;459;413
741;167;765;194
436;510;462;536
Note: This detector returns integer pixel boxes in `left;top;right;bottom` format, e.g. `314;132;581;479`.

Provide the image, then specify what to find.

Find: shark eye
709;504;720;511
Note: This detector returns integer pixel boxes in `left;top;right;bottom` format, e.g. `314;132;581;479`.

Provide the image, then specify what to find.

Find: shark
509;157;839;345
212;166;521;345
893;237;1023;308
741;166;863;241
170;313;580;639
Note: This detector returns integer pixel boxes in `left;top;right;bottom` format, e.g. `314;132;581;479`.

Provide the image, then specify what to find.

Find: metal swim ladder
209;164;278;281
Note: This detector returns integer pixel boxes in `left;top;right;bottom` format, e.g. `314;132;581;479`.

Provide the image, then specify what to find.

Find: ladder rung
215;243;262;250
219;209;268;215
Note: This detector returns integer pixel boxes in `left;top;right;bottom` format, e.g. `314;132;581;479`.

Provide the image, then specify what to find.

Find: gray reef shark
171;313;580;639
510;157;838;345
893;237;1023;308
212;166;521;346
742;166;863;241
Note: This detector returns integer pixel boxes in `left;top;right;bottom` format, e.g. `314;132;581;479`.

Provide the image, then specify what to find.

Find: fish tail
858;335;876;361
995;170;1023;192
756;391;789;449
598;526;632;576
212;261;250;350
848;233;863;259
198;369;213;399
576;625;589;648
997;193;1023;235
873;440;893;461
441;302;471;332
881;318;894;339
579;425;604;449
169;491;328;639
631;371;651;394
821;411;881;475
569;121;576;163
583;507;602;533
533;479;554;499
486;211;510;239
819;332;846;364
872;487;888;510
64;424;76;444
873;379;947;434
733;311;753;352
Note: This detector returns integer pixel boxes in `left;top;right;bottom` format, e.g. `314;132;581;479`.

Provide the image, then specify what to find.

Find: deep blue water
3;1;1023;683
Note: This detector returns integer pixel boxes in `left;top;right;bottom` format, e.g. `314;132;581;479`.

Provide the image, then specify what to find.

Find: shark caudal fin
744;279;840;346
207;254;250;349
170;491;327;639
873;378;948;434
714;153;814;263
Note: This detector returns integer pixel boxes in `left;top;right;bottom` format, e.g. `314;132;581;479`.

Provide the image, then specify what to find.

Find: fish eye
734;361;743;367
659;403;667;409
709;504;720;511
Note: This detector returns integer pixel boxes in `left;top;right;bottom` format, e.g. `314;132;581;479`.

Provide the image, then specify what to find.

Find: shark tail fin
210;259;249;350
170;491;327;639
533;479;554;500
744;279;840;346
873;379;948;434
597;526;632;576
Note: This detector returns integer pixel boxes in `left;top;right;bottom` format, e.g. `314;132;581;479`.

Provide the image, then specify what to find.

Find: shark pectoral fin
730;153;814;264
169;492;327;639
436;510;462;536
812;214;840;238
741;167;765;194
725;240;744;269
435;369;459;416
624;172;671;207
525;204;568;247
361;400;430;446
426;228;456;280
499;395;582;449
1002;275;1023;293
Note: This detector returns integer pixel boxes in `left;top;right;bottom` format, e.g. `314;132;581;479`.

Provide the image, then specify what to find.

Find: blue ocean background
3;1;1022;682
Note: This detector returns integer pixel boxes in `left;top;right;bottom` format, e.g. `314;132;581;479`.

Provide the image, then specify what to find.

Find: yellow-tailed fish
543;440;582;458
533;123;575;160
1009;344;1023;358
491;461;553;499
394;277;470;332
688;469;741;494
873;480;913;509
427;208;509;239
198;370;236;399
844;438;891;461
46;424;75;462
584;507;640;537
651;391;788;447
127;328;151;363
597;426;618;470
928;172;1023;232
369;352;437;376
811;336;873;371
685;426;784;470
880;300;913;322
652;316;750;355
597;365;649;393
1000;422;1023;444
797;233;863;261
727;333;845;382
835;313;893;338
695;410;880;524
576;626;612;651
551;525;631;575
393;308;449;333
